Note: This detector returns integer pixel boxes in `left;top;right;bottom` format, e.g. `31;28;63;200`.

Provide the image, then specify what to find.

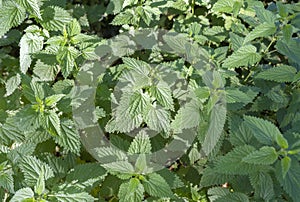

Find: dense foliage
0;0;300;201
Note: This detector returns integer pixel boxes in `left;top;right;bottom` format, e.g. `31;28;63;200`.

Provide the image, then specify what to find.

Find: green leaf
275;133;289;149
15;106;41;132
242;146;278;165
20;32;44;73
106;0;137;14
54;119;81;154
34;171;45;196
243;116;281;145
66;19;81;37
7;142;36;164
254;6;276;24
57;46;79;78
229;32;244;51
44;110;61;136
118;178;144;202
277;2;288;18
66;163;106;183
282;24;293;42
226;88;253;104
223;45;261;69
45;94;65;106
244;22;276;44
275;158;300;201
215;145;258;175
128;91;151;116
16;0;41;19
171;98;201;133
128;130;151;154
10;188;34;202
202;102;226;155
214;192;249;202
5;73;21;97
275;39;300;64
212;0;236;13
33;60;60;81
20;156;54;186
51;192;95;202
0;166;14;192
143;173;173;198
40;6;72;31
144;105;170;133
256;65;297;82
102;161;135;174
249;171;274;201
149;81;174;110
281;156;291;179
0;1;26;37
111;10;135;26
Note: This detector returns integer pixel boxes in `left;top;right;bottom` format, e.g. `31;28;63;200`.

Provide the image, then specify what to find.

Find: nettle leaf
66;19;81;37
249;171;274;201
256;65;297;82
20;156;54;186
7;142;36;164
10;188;34;202
102;161;135;174
171;99;201;133
281;156;291;179
57;46;79;78
5;73;21;97
226;88;253;104
202;102;226;155
44;110;61;136
45;94;65;107
15;106;41;132
143;173;173;198
128;91;151;116
107;92;143;133
50;192;95;202
128;130;151;154
275;39;300;64
16;0;41;19
214;145;259;175
223;45;261;69
66;163;106;183
33;60;60;81
111;10;135;25
54;119;81;154
0;166;14;192
144;105;170;133
229;121;254;146
34;170;45;196
149;81;174;110
106;0;137;14
0;1;26;37
214;192;249;202
138;5;161;26
212;0;236;13
20;32;44;73
244;22;276;44
254;6;276;24
229;32;244;51
275;158;300;201
242;146;278;165
118;178;144;202
243;116;284;146
40;6;73;31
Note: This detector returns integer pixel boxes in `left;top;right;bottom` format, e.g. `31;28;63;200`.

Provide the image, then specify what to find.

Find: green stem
263;37;276;55
191;0;195;15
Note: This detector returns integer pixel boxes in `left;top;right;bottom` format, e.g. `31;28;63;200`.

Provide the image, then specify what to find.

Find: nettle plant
0;0;299;201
